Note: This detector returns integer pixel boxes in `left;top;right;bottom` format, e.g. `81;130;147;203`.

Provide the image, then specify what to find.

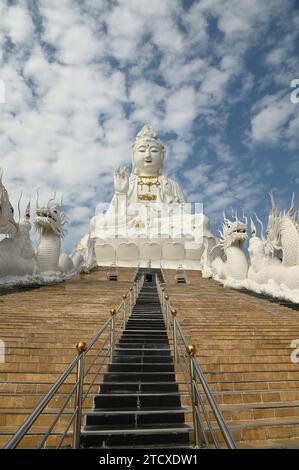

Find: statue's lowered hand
114;167;129;194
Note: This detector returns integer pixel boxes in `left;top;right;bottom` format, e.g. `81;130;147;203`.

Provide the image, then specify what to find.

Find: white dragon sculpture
0;173;96;283
266;192;299;266
211;212;248;280
0;175;35;278
34;195;67;275
35;195;95;276
248;194;299;289
0;173;18;237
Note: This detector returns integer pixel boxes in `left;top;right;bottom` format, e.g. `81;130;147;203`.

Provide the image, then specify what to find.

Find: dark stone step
114;348;171;356
121;331;167;337
104;372;176;382
81;425;191;448
108;363;174;373
94;393;181;409
85;409;186;427
112;355;173;364
118;338;168;345
99;382;179;393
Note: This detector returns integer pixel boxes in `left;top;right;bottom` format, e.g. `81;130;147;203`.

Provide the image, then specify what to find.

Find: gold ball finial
187;344;196;356
161;287;165;292
76;341;87;354
123;294;127;299
110;308;117;316
164;295;169;300
171;308;177;316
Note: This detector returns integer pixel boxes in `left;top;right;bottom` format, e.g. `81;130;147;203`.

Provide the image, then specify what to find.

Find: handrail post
122;295;127;329
164;295;169;330
73;341;87;449
171;309;178;363
129;286;133;311
161;287;165;311
110;309;117;361
187;344;201;448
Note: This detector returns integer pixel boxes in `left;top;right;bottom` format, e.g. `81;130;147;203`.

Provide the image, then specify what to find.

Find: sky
0;0;298;252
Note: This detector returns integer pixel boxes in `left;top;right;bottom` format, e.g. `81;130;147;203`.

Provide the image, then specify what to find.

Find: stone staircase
0;267;136;447
80;275;193;448
2;266;299;449
163;269;299;448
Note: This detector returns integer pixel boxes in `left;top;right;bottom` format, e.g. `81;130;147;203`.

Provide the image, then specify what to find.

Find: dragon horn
47;191;57;208
250;218;257;236
17;190;23;223
36;187;40;209
254;212;264;240
222;210;229;223
288;192;295;215
269;191;277;213
25;201;31;219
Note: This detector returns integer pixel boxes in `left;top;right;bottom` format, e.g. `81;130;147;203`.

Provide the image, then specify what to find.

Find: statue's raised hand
114;167;129;194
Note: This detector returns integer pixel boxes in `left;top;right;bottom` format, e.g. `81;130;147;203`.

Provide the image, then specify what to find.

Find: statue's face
133;139;163;175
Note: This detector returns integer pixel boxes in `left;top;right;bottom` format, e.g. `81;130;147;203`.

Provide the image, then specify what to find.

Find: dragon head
216;211;248;251
34;194;66;237
0;172;18;236
266;192;298;256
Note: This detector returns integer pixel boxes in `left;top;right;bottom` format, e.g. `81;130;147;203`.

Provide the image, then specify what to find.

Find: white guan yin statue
83;124;217;268
211;212;249;281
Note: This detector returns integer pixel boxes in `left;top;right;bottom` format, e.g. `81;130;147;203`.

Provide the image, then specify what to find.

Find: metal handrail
156;275;236;449
5;275;144;449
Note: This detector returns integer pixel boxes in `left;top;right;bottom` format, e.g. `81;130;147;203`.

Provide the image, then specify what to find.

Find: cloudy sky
0;0;298;252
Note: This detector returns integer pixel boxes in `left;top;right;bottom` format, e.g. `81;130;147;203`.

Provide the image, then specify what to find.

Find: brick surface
0;267;136;448
162;269;299;448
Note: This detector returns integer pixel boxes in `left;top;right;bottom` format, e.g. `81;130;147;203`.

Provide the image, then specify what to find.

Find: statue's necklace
137;175;160;201
138;175;160;191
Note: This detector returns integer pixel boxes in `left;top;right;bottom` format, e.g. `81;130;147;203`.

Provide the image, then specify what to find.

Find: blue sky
0;0;298;251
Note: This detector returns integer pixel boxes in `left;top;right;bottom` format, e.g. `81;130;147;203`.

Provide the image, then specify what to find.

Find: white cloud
165;87;197;133
3;3;34;45
250;92;297;145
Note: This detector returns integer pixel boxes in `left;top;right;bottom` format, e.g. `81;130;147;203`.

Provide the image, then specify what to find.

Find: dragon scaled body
34;199;66;274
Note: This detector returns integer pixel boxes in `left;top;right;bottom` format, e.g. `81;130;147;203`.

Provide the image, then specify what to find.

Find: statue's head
132;124;165;176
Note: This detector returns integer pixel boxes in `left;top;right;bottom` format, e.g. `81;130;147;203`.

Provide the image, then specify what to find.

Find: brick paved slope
163;269;299;448
0;267;135;447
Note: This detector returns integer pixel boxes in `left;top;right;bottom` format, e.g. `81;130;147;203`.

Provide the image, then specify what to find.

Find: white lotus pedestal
94;236;206;269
